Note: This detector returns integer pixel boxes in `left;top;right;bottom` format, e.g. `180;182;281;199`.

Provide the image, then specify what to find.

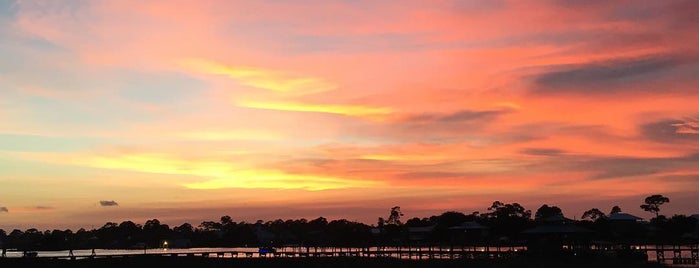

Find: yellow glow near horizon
180;58;336;95
82;153;375;191
183;169;379;191
238;100;393;119
86;153;244;178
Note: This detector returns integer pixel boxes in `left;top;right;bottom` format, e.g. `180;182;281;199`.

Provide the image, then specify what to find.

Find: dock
1;244;697;264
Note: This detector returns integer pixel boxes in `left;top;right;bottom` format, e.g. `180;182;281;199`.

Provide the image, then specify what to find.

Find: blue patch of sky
0;153;98;177
2;66;86;96
0;30;71;82
112;70;205;105
6;32;67;51
0;134;102;153
1;38;205;127
11;95;126;127
0;0;84;73
2;52;203;113
0;0;17;19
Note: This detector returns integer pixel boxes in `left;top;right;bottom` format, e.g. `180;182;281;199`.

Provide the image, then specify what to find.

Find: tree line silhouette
0;194;696;251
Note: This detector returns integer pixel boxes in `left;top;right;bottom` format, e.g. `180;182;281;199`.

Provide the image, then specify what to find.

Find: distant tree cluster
0;194;693;250
0;215;373;251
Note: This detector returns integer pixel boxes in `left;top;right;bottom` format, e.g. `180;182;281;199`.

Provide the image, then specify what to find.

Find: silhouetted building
522;215;591;254
682;214;699;241
607;213;643;222
606;213;646;242
165;238;192;248
254;226;275;245
448;221;489;243
407;225;435;242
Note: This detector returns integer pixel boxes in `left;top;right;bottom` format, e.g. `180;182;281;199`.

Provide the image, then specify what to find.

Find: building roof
521;224;592;235
538;214;572;223
408;225;436;233
607;213;642;221
448;221;489;230
681;224;699;240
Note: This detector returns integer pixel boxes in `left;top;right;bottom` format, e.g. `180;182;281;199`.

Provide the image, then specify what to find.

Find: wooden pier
1;244;697;264
0;246;526;261
641;244;699;265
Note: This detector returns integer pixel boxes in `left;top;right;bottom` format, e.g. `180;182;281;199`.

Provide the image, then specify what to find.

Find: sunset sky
1;0;698;230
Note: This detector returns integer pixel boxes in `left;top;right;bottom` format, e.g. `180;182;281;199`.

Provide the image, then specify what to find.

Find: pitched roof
408;225;436;233
521;224;592;234
607;213;642;221
448;221;489;230
538;214;572;222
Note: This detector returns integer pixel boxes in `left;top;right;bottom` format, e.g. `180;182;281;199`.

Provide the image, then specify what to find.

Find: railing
1;244;696;263
0;246;527;260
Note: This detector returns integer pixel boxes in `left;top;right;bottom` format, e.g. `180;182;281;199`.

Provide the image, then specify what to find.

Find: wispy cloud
99;200;119;207
70;152;380;191
519;148;566;156
588;153;699;180
403;109;510;123
524;152;699;181
640;117;699;143
531;54;697;94
183;169;380;191
175;129;284;141
180;59;337;95
84;153;247;178
237;100;393;120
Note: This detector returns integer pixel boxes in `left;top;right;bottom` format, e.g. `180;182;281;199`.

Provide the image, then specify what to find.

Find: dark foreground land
0;256;668;268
